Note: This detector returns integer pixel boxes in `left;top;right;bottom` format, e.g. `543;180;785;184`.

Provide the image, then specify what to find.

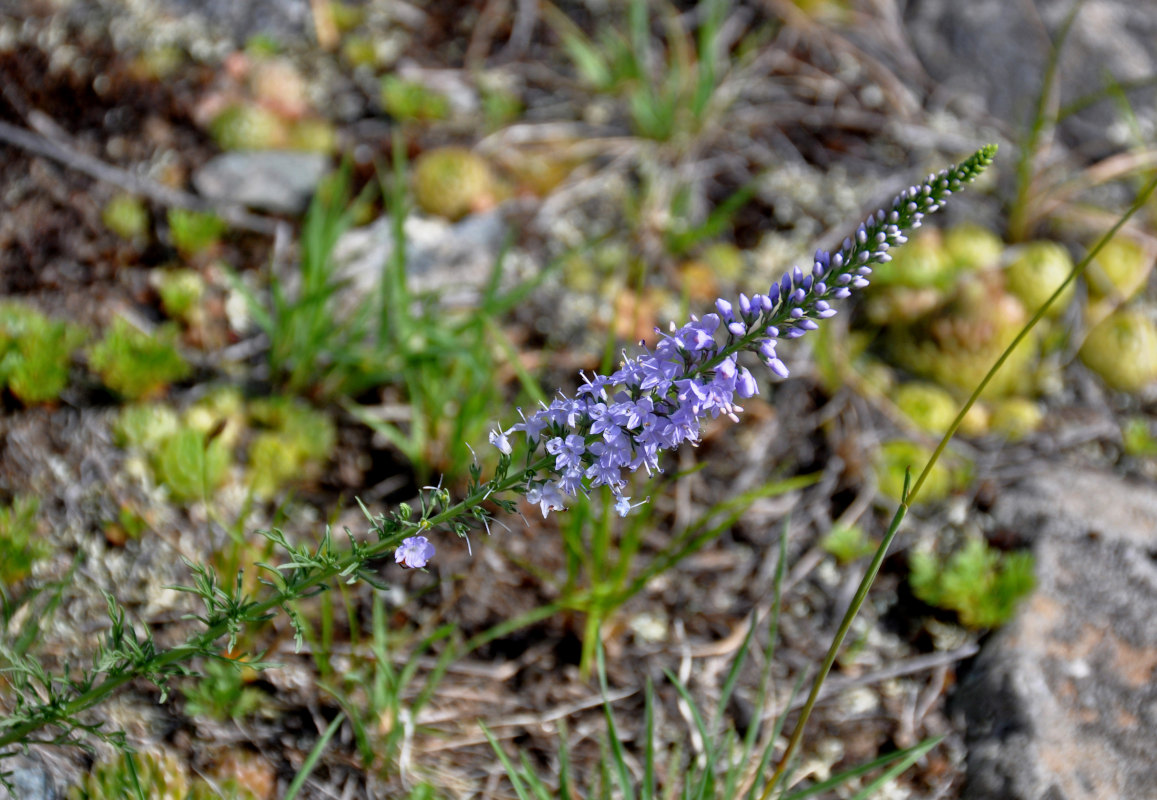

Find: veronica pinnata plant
0;148;995;782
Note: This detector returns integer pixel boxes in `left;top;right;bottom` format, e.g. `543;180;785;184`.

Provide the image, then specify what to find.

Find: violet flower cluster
483;147;997;525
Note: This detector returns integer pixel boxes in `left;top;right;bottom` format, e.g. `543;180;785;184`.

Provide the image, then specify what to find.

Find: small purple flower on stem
396;536;436;569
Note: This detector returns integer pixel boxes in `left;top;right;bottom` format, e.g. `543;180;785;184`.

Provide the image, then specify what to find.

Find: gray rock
0;755;58;800
904;0;1157;157
154;0;312;45
193;151;330;215
955;465;1157;800
330;209;510;311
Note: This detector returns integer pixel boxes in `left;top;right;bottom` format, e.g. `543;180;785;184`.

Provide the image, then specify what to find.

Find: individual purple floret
489;147;997;518
395;536;436;568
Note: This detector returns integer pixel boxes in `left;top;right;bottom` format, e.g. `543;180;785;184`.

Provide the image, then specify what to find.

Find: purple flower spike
396;536;436;569
477;146;997;522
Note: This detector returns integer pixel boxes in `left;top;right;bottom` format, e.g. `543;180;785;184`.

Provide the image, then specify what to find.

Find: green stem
0;456;550;751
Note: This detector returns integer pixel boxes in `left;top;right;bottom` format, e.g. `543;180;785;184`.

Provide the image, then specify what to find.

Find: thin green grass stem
762;173;1157;797
0;456;551;752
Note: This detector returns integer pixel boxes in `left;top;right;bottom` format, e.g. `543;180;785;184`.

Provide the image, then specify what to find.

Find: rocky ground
2;1;1156;798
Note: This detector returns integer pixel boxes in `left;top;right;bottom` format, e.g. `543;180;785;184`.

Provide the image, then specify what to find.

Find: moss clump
69;750;255;800
988;398;1044;440
89;317;191;400
888;273;1038;399
1004;241;1075;319
892;381;958;434
909;537;1035;629
153;428;232;503
102;194;150;242
0;302;86;405
152;267;206;325
0;495;46;584
412;147;497;221
943;223;1004;272
821;523;876;564
874;440;970;505
246;397;337;499
1079;307;1157;392
208;103;288;151
380;75;450;122
167;209;227;258
1087;236;1152;301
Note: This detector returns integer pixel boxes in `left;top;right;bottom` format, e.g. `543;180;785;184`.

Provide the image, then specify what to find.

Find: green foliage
1079;307;1157;392
181;657;266;722
69;749;254;800
208;104;288;151
1122;416;1157;457
0;302;86;405
549;0;731;141
246;397;337;499
821;523;876;565
320;594;455;774
152;267;206;324
909;537;1035;629
114;403;181;451
412;147;497;220
380;75;450;122
0;496;46;585
892;382;958;435
167;209;227;258
153;428;232;503
1004;241;1075;317
88;317;190;400
874;440;970;505
101;194;150;242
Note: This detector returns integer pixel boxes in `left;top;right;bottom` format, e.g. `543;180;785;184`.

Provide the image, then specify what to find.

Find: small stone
193;151;330;214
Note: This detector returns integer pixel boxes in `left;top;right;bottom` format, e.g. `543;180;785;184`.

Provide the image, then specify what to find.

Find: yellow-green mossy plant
1079;307;1157;392
942;222;1004;271
874;440;970;504
208;103;288;151
0;302;86;405
1086;235;1153;301
988;397;1044;440
380;75;450;122
892;381;959;434
863;229;956;325
88;317;191;400
0;495;45;584
1004;241;1075;318
68;750;255;800
888;271;1039;399
412;146;498;221
101;194;150;243
909;537;1035;629
245;397;337;499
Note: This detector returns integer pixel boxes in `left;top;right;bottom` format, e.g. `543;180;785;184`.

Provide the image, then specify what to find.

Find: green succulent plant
874;440;970;505
0;302;86;405
1086;235;1152;301
153;427;232;503
181;658;266;722
0;495;46;584
821;523;876;565
208;103;288;151
942;223;1004;272
887;273;1038;399
114;403;181;451
909;536;1035;629
1079;307;1157;392
152;267;207;324
88;317;191;400
412;147;497;220
167;209;227;258
1004;241;1075;319
988;397;1044;440
871;228;955;289
69;750;253;800
101;194;150;242
246;397;336;499
380;75;450;122
892;381;959;434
